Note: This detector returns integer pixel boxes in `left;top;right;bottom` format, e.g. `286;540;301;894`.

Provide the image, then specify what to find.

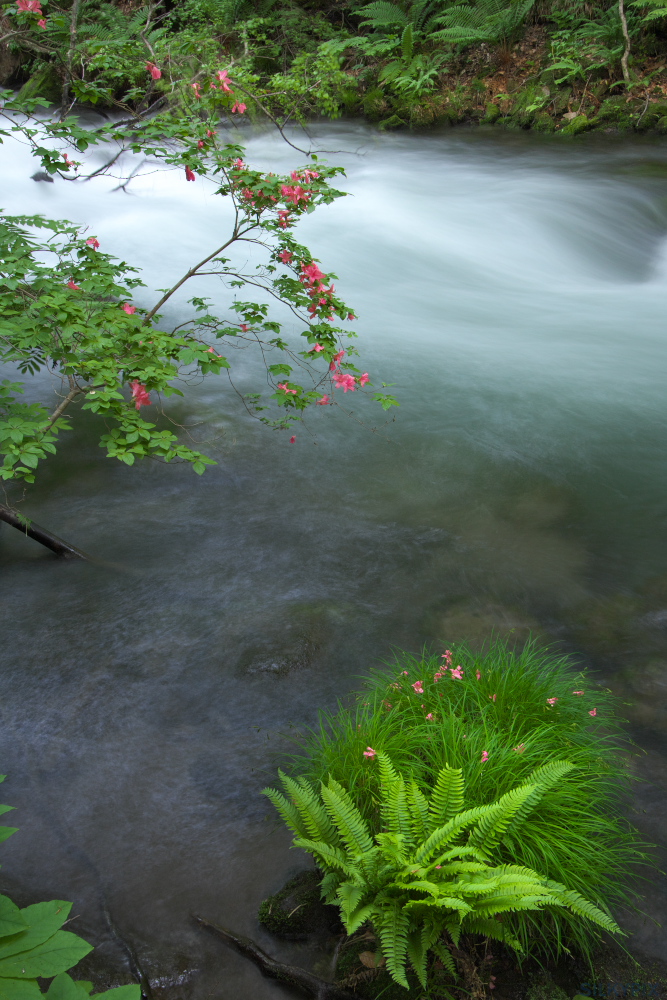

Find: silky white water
1;122;666;994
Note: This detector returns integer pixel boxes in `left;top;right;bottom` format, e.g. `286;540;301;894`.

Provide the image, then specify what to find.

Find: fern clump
285;641;651;965
264;753;621;991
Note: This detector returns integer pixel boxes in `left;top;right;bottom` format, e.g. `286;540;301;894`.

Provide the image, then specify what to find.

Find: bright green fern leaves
263;754;621;990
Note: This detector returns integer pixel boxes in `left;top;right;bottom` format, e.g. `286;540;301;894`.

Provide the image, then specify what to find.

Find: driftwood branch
194;917;356;1000
619;0;631;85
0;505;88;559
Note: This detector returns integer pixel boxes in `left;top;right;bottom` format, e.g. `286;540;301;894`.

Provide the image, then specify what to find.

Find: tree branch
143;232;244;323
60;0;81;113
0;505;88;559
44;386;82;433
619;0;631;85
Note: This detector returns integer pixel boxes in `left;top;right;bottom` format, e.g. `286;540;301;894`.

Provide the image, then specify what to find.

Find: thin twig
619;0;631;86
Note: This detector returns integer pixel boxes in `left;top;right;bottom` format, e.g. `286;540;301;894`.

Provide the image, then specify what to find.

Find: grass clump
284;641;652;967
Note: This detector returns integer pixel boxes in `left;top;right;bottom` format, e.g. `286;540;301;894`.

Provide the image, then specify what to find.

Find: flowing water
1;122;667;995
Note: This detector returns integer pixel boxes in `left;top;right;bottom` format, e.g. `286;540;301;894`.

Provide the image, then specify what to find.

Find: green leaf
0;896;27;939
46;974;92;1000
92;987;141;999
0;901;72;961
0;931;92;979
0;979;42;1000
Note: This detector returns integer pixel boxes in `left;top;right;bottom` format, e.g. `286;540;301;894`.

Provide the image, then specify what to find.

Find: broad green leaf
0;930;92;978
0;896;27;939
0;901;72;961
0;978;42;1000
46;974;91;1000
92;986;142;998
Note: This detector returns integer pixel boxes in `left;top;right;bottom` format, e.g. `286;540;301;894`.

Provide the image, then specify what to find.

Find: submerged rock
258;869;341;940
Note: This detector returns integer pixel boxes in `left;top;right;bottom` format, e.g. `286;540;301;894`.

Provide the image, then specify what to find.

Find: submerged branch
0;505;88;559
194;917;356;1000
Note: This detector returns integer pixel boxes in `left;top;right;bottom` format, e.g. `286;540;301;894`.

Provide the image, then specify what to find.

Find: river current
1;122;667;995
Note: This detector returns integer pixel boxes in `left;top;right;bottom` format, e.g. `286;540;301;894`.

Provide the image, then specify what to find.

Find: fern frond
415;805;489;863
467;783;537;853
321;778;374;856
277;771;340;845
345;900;376;934
357;0;410;27
261;787;309;839
337;880;365;919
376;898;410;989
545;880;623;935
320;870;341;904
431;940;457;978
407;780;430;842
501;761;574;842
428;764;464;833
292;836;358;876
460;915;523;950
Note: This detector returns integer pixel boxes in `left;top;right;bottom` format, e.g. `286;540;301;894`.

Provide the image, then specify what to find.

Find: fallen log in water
0;505;88;559
194;916;357;1000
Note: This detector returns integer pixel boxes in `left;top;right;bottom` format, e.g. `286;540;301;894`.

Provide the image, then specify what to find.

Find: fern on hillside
264;752;622;991
433;0;536;46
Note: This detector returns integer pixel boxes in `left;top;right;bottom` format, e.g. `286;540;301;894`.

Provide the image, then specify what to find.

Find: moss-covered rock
560;113;591;136
258;870;341;939
482;101;501;123
17;63;62;104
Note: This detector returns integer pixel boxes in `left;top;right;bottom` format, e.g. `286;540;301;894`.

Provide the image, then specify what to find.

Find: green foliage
264;752;621;990
0;778;139;998
433;0;537;48
285;641;651;964
545;5;638;84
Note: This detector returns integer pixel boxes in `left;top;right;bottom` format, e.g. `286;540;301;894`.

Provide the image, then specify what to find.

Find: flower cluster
190;69;246;113
16;0;46;28
131;381;151;410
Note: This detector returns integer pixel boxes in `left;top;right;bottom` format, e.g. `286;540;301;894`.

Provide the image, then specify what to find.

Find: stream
1;121;667;995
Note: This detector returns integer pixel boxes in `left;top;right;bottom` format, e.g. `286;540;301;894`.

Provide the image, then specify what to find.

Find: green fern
264;752;622;991
433;0;536;46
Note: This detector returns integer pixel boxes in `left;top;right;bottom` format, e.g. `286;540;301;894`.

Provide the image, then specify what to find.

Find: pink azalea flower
62;154;74;169
290;435;296;443
216;69;233;92
121;303;136;315
546;697;559;706
450;666;464;680
131;381;151;410
310;343;325;352
347;312;355;321
185;166;195;182
358;372;370;386
191;83;201;99
197;140;205;149
231;101;247;114
412;680;424;694
476;670;481;680
489;693;497;702
66;280;81;290
277;382;297;395
316;395;330;405
279;249;294;264
329;349;345;371
17;0;42;11
146;62;161;80
512;743;526;753
481;751;489;763
363;746;376;759
233;158;244;169
277;210;291;228
333;371;356;392
239;323;249;332
206;129;215;137
37;18;46;27
573;690;584;695
85;237;99;249
589;708;597;717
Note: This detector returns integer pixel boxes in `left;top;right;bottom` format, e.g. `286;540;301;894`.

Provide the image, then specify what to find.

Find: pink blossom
589;708;597;717
333;371;356;392
425;713;434;721
121;303;136;315
316;395;330;405
442;650;453;667
347;312;355;321
489;693;497;702
62;154;74;169
197;140;205;149
546;697;559;706
185;166;195;182
412;680;424;695
279;249;293;264
402;670;408;676
66;280;81;290
131;381;151;410
233;158;244;169
512;743;526;753
277;382;296;395
292;169;319;183
573;690;584;695
328;350;346;371
301;261;326;286
363;746;376;759
216;69;233;92
450;666;463;680
206;129;215;138
277;210;291;228
146;62;162;80
191;83;201;99
310;343;325;352
433;672;444;681
37;18;46;27
358;372;370;386
476;670;481;680
16;0;42;11
85;238;100;249
281;184;310;207
481;751;489;763
290;435;296;443
239;323;249;332
231;101;247;114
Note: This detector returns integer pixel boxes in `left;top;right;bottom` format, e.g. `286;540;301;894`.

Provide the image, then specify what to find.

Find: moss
17;63;62;104
560;113;591;136
526;975;570;1000
258;869;341;939
378;113;406;130
483;101;501;123
533;111;556;133
362;86;388;120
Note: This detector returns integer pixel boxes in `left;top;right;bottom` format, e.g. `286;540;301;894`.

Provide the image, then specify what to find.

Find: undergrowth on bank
279;641;652;969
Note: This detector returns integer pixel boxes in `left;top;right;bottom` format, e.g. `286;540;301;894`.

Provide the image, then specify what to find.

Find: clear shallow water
1;123;667;993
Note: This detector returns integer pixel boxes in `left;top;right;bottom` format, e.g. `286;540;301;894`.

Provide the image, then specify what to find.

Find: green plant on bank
264;752;621;992
0;776;139;998
434;0;537;51
544;5;640;85
285;641;650;964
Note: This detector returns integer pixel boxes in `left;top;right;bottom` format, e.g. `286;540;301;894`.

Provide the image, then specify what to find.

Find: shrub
284;641;651;964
